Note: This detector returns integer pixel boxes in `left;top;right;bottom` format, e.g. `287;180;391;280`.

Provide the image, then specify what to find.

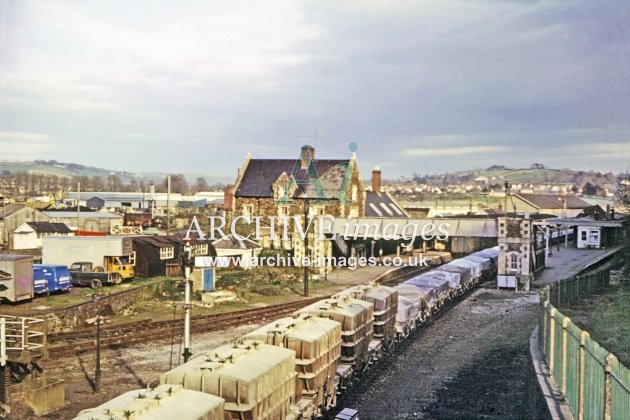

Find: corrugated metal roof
26;222;72;233
43;211;122;219
330;217;498;238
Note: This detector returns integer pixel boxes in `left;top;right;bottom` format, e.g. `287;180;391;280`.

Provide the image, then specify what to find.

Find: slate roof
26;222;72;234
514;193;591;210
364;191;408;218
235;159;351;199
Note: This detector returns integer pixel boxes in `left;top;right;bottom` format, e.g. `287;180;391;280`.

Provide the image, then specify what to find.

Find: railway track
44;296;326;360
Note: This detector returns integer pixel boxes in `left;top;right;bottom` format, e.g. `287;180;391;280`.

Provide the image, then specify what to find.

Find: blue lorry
33;264;73;295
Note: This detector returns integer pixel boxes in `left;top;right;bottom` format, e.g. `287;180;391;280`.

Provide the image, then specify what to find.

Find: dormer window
275;185;286;201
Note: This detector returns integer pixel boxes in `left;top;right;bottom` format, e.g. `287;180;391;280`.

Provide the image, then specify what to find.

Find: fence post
578;330;589;420
549;308;556;372
604;353;616;420
561;317;570;396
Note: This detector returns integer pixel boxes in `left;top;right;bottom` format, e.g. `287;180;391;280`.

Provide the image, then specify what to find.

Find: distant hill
410;165;618;189
0;160;231;186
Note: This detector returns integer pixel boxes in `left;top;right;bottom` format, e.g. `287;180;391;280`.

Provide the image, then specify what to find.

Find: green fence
539;261;630;419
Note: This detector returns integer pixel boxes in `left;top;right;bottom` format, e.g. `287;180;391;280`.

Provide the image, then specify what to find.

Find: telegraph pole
166;176;171;235
182;239;193;362
77;181;81;232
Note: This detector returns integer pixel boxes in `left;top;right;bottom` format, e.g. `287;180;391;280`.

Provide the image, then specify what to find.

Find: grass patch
560;277;630;366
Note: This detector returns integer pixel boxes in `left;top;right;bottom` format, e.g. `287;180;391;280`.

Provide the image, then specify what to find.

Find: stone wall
42;280;169;333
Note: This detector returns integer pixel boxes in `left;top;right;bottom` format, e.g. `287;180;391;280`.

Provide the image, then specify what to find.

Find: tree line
0;171;224;199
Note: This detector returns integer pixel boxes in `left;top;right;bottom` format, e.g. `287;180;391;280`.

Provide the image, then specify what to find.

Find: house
0;204;50;249
212;235;263;269
509;193;591;217
226;145;365;267
132;234;215;278
13;222;73;250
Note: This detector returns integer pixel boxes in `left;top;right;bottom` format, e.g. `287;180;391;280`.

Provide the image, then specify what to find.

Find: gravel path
331;287;548;419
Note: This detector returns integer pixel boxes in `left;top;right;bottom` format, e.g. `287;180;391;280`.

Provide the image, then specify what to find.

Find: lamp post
303;198;310;297
182;239;193;362
91;293;102;392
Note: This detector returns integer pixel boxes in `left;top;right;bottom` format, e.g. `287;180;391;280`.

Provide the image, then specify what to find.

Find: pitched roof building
13;221;73;250
226;145;365;269
510;193;591;217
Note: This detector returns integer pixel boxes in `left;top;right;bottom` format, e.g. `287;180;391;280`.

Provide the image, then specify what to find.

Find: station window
509;254;518;271
243;204;254;217
581;231;587;241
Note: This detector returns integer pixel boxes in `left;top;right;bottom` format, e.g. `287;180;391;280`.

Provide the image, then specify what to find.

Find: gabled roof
364;191;408;218
513;193;590;210
0;204;27;219
235;158;351;200
26;222;72;234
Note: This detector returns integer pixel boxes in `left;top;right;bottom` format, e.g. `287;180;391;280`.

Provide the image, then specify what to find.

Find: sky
1;0;630;179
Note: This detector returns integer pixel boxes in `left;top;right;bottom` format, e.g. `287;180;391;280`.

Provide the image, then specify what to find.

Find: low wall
43;280;170;333
24;379;65;416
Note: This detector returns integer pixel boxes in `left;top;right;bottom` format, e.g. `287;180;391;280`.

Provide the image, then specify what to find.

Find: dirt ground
11;323;265;419
331;286;549;419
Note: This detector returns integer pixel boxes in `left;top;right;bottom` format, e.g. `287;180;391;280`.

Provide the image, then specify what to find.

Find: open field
559;275;630;366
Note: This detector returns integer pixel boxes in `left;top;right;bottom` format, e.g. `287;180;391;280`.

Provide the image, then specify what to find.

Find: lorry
42;236;135;287
68;261;122;288
33;264;73;294
0;254;34;303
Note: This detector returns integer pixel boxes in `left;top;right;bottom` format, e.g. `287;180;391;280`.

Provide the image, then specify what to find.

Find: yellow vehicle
42;236;136;284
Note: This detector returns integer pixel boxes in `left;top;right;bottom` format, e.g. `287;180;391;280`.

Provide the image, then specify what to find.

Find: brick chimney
372;166;381;193
300;145;315;169
224;185;234;211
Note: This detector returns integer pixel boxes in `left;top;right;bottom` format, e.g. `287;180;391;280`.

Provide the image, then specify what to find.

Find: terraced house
225;145;365;269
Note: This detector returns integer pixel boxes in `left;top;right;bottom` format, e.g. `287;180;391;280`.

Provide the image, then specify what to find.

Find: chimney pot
300;145;315;169
224;185;234;211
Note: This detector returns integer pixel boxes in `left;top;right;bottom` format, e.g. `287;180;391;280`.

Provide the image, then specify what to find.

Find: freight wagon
0;254;34;303
160;340;297;419
74;384;225;420
80;246;500;420
33;264;72;295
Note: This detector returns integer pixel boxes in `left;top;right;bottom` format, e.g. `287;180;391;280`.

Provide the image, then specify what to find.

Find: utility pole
77;181;81;232
182;239;193;362
166;176;171;235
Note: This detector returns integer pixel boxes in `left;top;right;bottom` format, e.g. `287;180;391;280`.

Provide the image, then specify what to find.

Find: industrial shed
132;234;215;278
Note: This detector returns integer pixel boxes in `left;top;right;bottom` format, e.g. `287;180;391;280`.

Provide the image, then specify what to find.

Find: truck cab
105;254;135;280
